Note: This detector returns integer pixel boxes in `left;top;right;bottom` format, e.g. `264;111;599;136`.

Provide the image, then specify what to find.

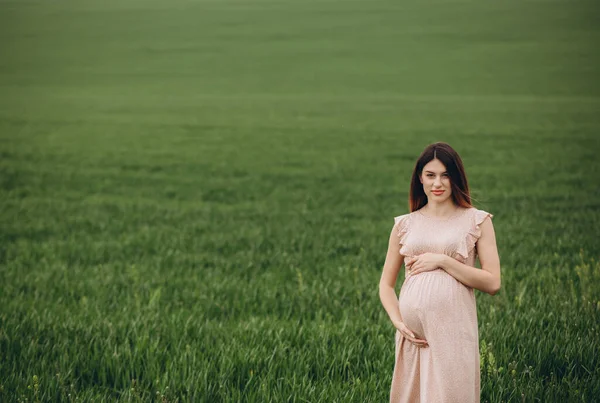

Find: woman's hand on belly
393;320;429;348
405;253;446;276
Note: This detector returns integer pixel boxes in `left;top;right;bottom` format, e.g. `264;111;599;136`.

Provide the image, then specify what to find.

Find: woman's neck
420;202;461;218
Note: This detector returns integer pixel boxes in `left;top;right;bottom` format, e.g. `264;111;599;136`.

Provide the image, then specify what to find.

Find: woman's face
420;159;452;203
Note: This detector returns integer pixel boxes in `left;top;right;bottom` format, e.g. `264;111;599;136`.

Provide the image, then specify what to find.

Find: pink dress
389;207;493;403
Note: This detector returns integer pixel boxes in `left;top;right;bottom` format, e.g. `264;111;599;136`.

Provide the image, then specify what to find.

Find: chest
404;220;471;255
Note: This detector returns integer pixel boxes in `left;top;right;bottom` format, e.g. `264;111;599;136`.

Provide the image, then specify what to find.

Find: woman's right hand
393;320;429;348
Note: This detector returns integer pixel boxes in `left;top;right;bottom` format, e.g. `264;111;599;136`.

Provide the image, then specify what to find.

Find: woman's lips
432;191;445;195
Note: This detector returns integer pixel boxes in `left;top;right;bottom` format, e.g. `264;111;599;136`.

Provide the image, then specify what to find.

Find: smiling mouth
432;191;444;194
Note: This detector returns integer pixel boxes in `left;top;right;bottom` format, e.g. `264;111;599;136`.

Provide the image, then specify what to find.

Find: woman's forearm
440;255;500;295
379;284;403;324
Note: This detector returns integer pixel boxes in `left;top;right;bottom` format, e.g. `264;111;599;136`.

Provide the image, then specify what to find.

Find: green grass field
1;0;599;401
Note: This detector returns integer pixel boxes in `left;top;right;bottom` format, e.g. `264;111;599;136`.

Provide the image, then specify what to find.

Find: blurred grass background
1;0;599;401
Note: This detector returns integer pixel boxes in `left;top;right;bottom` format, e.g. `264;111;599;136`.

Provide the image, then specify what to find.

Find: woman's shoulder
465;207;494;237
469;207;494;222
392;212;414;246
393;211;416;227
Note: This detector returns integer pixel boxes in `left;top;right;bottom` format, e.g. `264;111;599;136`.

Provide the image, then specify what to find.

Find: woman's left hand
405;253;446;275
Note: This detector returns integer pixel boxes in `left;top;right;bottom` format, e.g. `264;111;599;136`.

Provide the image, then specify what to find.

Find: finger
399;324;417;339
408;333;426;343
403;333;421;345
410;339;428;348
412;338;429;347
401;331;427;346
401;332;429;348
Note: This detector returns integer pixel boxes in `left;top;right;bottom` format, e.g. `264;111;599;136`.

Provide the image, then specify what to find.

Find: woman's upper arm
380;225;404;289
477;216;501;289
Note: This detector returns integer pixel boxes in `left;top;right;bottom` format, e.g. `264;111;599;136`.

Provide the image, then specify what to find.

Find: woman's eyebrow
425;170;448;174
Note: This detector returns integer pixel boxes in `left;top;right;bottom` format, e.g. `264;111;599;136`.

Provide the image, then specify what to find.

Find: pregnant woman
379;142;501;403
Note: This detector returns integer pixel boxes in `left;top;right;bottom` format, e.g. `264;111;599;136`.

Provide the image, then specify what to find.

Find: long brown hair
409;142;473;212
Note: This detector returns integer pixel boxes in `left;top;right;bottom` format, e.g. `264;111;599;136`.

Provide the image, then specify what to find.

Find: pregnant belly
399;269;476;341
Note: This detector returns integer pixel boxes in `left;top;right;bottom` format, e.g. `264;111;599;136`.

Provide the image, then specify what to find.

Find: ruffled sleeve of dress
393;213;411;253
456;209;494;261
